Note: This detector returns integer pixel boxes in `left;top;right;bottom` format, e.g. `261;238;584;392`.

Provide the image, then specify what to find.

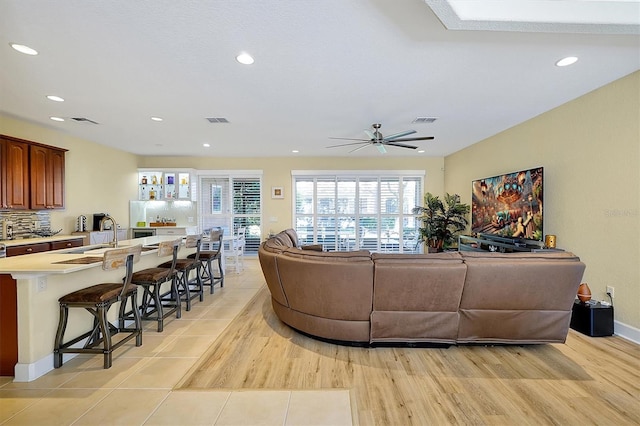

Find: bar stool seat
126;238;181;332
189;228;224;294
54;245;143;370
158;235;202;311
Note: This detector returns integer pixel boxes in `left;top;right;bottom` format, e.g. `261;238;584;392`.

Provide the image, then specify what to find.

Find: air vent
71;117;100;124
206;117;229;123
412;117;438;124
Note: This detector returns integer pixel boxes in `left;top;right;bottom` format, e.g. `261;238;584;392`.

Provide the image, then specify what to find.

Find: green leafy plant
413;193;470;251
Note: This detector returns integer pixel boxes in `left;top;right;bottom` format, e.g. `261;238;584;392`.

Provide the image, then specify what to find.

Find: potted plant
413;192;470;252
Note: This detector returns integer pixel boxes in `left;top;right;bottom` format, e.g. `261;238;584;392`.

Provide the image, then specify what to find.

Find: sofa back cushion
371;252;466;312
262;232;295;253
459;251;586;310
276;249;374;321
283;228;299;247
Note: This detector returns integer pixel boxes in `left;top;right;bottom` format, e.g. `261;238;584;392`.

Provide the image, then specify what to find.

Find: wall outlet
606;286;614;298
37;277;47;292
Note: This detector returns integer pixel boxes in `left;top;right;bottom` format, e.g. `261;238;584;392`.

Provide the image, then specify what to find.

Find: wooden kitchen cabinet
50;239;83;250
0;135;67;210
6;242;50;257
30;144;66;210
0;274;18;376
0;136;30;210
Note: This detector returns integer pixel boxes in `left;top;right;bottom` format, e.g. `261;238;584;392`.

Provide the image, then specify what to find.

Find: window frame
292;170;424;253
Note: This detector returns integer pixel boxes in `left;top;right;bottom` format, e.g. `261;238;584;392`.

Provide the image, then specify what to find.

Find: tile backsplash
0;211;51;240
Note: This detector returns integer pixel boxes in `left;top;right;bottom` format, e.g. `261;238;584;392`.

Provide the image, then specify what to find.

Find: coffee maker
93;213;108;231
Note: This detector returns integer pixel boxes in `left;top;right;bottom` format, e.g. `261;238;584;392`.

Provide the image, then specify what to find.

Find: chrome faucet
99;215;119;247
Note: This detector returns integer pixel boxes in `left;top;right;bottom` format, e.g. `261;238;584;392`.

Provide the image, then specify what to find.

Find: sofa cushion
262;232;296;253
276;248;374;321
283;228;299;247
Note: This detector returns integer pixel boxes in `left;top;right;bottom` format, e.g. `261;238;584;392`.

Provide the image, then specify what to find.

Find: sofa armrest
301;244;324;251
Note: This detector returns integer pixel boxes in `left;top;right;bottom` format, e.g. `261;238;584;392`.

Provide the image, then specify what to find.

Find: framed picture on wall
271;186;284;199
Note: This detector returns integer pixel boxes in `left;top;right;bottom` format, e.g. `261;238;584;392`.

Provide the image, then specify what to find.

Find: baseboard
13;353;77;382
614;320;640;345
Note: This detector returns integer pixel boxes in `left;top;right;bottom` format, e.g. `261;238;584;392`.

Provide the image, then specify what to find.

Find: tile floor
0;259;353;426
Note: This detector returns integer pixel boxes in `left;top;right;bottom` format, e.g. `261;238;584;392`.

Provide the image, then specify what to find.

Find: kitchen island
0;235;194;382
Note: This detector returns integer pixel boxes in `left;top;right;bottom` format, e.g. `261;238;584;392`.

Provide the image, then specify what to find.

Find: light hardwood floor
179;280;640;425
2;259;638;425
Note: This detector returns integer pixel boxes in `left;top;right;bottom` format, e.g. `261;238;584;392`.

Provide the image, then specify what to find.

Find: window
292;171;423;253
199;174;262;253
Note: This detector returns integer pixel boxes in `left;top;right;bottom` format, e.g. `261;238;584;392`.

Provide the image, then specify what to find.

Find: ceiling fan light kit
328;123;435;153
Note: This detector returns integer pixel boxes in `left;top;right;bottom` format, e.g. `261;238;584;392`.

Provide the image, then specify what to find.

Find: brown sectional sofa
259;229;586;345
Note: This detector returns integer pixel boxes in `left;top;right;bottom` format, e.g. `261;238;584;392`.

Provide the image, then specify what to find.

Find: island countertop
0;235;195;382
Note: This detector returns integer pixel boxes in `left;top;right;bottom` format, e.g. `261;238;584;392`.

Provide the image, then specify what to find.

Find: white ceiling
1;0;639;158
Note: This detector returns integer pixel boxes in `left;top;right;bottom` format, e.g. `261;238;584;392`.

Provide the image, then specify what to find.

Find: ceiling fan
327;123;434;153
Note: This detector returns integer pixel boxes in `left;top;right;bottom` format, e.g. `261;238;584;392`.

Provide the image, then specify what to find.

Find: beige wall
139;156;445;238
444;71;640;330
3;72;637;333
0;114;139;232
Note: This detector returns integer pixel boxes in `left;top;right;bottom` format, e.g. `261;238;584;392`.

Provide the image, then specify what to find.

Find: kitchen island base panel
1;236;194;382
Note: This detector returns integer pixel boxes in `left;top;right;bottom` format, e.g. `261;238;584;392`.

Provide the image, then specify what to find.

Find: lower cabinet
0;274;18;376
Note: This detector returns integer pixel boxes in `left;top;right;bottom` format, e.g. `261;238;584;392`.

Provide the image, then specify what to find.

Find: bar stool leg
152;283;164;332
217;256;224;287
130;291;143;346
53;304;69;368
96;304;113;369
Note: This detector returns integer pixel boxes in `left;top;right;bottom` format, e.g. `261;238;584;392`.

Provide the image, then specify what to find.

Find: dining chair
225;226;246;273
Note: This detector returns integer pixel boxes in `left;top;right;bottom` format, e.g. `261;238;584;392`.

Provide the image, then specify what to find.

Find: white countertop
0;235;180;275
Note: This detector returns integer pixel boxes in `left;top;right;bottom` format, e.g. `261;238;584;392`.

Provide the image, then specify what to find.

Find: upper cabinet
0;137;30;210
30;145;66;209
0;135;67;210
138;169;195;201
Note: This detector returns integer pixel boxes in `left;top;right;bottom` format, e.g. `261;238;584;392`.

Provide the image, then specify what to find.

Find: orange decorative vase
577;283;592;302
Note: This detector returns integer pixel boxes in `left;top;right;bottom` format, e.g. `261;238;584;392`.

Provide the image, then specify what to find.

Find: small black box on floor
570;300;614;337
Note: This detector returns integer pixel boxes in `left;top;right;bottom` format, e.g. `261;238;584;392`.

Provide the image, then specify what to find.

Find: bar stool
126;238;181;332
159;234;202;311
190;228;224;294
54;245;142;370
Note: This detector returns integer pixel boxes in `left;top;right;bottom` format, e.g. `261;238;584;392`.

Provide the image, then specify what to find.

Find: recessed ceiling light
292;150;299;153
50;116;64;122
556;56;578;67
46;95;64;102
203;143;211;148
236;53;254;65
10;43;38;55
417;150;425;153
151;116;163;121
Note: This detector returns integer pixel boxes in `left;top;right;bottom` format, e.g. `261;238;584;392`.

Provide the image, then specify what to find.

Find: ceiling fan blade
376;144;386;154
364;129;375;140
386;136;434;142
349;144;370;153
383;129;416;141
384;141;418;149
329;137;370;141
327;141;370;148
